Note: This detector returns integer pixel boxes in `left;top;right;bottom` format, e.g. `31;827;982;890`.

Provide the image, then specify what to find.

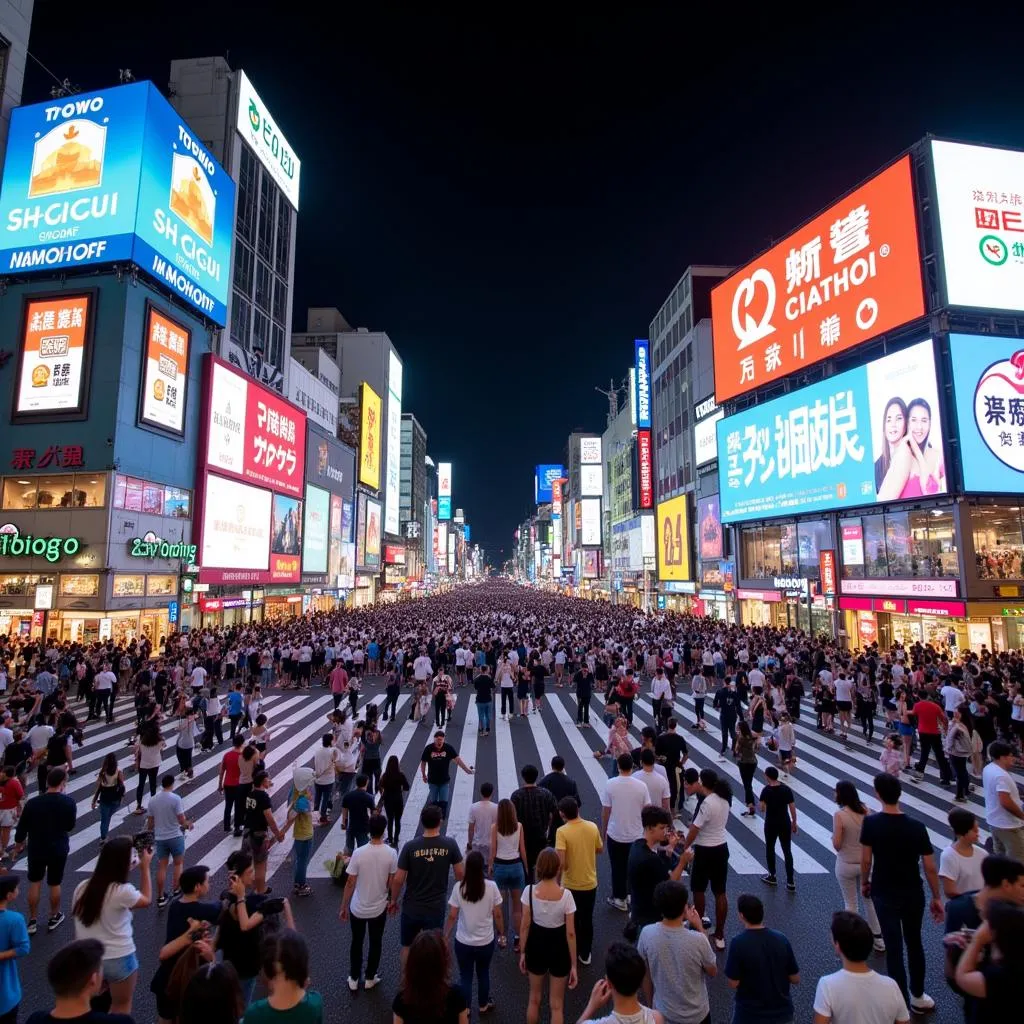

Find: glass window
798;520;831;579
972;506;1024;579
742;526;765;578
840;516;864;579
272;275;287;325
252;310;270;356
0;574;37;595
257;174;274;262
141;484;164;515
123;477;144;512
863;514;887;577
231;293;251;346
72;474;105;508
275;200;291;277
60;574;99;597
233;239;254;294
2;478;37;509
147;574;177;597
254;259;272;313
907;509;955;577
112;574;145;597
885;511;912;576
163;487;191;518
236;147;257;245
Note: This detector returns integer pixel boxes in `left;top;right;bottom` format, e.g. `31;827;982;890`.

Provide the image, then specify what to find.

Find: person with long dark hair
71;835;152;1015
445;850;503;1014
392;929;468;1024
377;755;410;846
179;961;246;1024
874;396;907;494
90;752;125;843
734;721;758;816
245;929;322;1024
133;720;165;815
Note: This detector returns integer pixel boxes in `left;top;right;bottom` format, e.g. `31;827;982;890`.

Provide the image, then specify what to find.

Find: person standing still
511;765;557;883
473;666;494;738
601;754;650;912
759;767;798;892
420;731;473;822
859;773;942;1013
982;741;1024;861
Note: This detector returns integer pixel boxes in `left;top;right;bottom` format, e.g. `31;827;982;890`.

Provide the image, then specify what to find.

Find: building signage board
198;474;272;579
364;497;382;567
288;358;336;434
580;463;603;497
358;383;382;490
438;461;452;520
694;395;719;421
656;494;691;582
535;464;564;504
931;141;1024;313
697;496;723;560
305;425;355;499
235;71;301;211
384;351;403;535
694;410;724;467
636;430;653;509
840;577;959;598
820;548;838;595
718;341;946;523
139;303;190;435
634;339;651;429
302;484;329;574
580;436;602;465
710;156;923;402
580;497;602;546
0;526;81;562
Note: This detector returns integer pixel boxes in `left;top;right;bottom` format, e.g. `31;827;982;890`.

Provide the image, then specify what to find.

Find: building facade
0;0;34;163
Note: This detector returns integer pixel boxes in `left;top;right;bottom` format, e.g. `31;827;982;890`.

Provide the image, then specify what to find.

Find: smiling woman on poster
873;397;907;493
876;397;946;501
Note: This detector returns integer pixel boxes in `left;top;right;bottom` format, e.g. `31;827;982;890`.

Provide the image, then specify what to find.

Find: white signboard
385;351;403;536
438;462;452;498
206;361;248;476
580;463;603;497
236;71;301;210
581;497;602;546
640;514;655;559
201;474;271;570
579;437;602;465
694;409;725;467
287;357;336;434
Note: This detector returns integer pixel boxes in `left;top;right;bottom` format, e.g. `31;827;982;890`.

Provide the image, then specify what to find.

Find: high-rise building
169;57;301;392
0;1;34;162
400;413;427;573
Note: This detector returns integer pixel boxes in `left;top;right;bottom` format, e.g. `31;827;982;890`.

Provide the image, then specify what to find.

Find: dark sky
22;4;1024;559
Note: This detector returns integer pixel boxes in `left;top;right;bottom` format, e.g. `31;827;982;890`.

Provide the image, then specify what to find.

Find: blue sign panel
168;600;179;624
463;523;471;542
535;463;564;504
438;495;452;520
634;339;651;429
718;341;947;523
950;332;1024;493
0;82;235;325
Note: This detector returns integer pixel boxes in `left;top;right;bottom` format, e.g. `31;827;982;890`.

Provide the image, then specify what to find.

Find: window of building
797;520;832;578
233;239;254;294
231;292;252;346
252;310;270;358
0;574;39;596
2;478;37;509
3;474;105;510
163;487;191;518
237;148;258;245
112;574;145;597
147;574;177;597
60;574;99;597
254;259;272;313
269;323;284;369
257;173;274;262
841;509;958;579
275;199;291;277
113;476;189;519
972;506;1024;579
272;275;287;325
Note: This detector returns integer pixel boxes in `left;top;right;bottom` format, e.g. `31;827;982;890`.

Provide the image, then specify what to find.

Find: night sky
21;4;1024;558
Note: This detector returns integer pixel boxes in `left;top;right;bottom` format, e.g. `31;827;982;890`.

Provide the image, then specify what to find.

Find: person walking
859;772;943;1013
714;677;741;758
574;661;594;727
444;850;503;1015
511;764;557;882
420;730;474;822
473;665;494;738
554;797;601;967
759;766;797;892
944;707;973;803
830;780;884;952
90;753;125;844
540;757;582;845
626;806;689;936
377;755;410;847
489;797;527;954
734;722;759;817
340;814;397;992
655;717;688;816
341;774;375;853
601;753;650;912
219;735;246;836
132;721;165;815
982;740;1024;861
147;773;193;908
392;930;468;1024
0;874;29;1024
679;770;732;951
910;692;951;786
312;734;340;827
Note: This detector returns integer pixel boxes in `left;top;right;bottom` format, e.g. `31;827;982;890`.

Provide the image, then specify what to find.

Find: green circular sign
980;234;1008;266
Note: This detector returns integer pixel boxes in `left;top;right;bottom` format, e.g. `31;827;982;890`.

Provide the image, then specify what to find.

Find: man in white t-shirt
601;754;650;911
940;681;965;715
680;768;731;950
747;665;765;691
340;814;398;990
93;664;117;724
413;651;433;683
983;741;1024;861
313;735;341;826
189;664;207;691
637;751;671;811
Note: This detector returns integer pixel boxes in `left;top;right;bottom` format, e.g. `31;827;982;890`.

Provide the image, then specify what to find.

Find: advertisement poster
338;542;355;590
271;494;302;557
697;496;723;560
694;410;724;467
932;142;1024;313
580;497;602;546
580;464;603;497
579;437;602;464
139;304;190;434
236;72;301;210
634;339;651;429
364;498;382;566
710;156;924;402
358;383;382;490
636;430;653;509
535;464;563;504
355;492;367;569
328;495;343;581
302;485;329;574
341;499;353;543
719;340;946;523
15;293;91;416
385;351;403;535
200;474;271;571
657;494;691;582
306;427;355;499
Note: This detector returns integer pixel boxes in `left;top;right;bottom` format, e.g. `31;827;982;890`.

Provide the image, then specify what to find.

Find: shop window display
972;507;1024;580
59;574;99;597
146;574;177;596
2;474;105;510
112;574;145;597
0;575;40;596
114;475;191;520
841;508;956;579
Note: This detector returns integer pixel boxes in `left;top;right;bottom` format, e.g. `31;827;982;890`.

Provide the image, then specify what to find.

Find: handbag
113;778;126;801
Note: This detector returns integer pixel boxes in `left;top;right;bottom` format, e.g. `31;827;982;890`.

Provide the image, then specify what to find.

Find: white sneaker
347;977;358;992
364;976;380;990
606;896;627;912
910;993;935;1012
873;934;886;953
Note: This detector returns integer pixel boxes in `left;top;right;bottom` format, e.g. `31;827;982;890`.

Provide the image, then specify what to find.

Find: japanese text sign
932;141;1024;313
710;156;923;402
819;549;837;596
15;293;91;416
718;340;946;523
140;304;190;434
359;382;382;490
636;431;653;509
535;464;563;504
634;339;651;429
656;494;691;582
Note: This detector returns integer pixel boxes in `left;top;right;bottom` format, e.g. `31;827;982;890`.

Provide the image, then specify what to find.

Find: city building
400;413;427;578
0;1;34;162
169;57;301;391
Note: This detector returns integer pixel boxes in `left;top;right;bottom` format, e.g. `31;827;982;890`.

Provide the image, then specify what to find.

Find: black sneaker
761;874;778;886
157;893;169;909
786;881;796;892
26;919;36;936
47;911;65;932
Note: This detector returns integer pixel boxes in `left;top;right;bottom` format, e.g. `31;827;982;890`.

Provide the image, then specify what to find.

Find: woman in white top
831;781;884;952
132;721;165;814
72;835;152;1014
490;798;528;949
520;848;577;1024
445;850;504;1014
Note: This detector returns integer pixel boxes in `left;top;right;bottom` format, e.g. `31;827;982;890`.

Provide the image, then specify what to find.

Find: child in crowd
878;735;903;777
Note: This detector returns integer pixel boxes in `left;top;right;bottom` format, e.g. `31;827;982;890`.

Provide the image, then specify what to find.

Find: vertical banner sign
656;494;691;582
634;339;651;430
636;430;653;509
819;549;837;596
438;461;452;520
16;293;92;416
384;351;402;535
358;382;382;490
139;304;190;434
355;492;368;568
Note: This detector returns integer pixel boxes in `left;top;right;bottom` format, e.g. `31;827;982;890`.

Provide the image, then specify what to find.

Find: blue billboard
463;523;471;542
950;332;1024;493
438;495;452;520
0;82;235;325
718;340;947;523
634;339;651;429
535;463;564;504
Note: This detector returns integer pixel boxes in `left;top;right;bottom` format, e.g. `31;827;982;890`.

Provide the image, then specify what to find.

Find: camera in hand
132;830;154;852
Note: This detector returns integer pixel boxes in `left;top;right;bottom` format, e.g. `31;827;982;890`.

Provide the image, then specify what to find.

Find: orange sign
140;305;191;434
16;294;91;415
711;156;924;402
819;549;837;596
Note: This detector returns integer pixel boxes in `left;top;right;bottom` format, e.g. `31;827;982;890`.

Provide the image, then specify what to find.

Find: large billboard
302;484;329;573
710;156;923;402
535;464;564;504
580;437;602;464
694;398;725;469
949;332;1024;492
438;461;452;520
139;303;190;435
636;431;653;509
932;141;1024;313
235;71;300;211
657;494;692;582
305;425;355;500
199;474;272;574
718;340;946;523
580;497;602;546
358;382;382;490
364;497;382;567
204;357;305;497
580;464;603;497
0;82;234;324
634;339;651;429
385;351;403;535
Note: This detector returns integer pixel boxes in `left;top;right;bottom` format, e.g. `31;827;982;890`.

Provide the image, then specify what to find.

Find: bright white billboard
302;484;329;573
580;437;602;464
385;351;403;536
236;71;301;210
206;360;248;476
581;497;602;546
201;474;271;570
580;464;603;497
694;409;725;467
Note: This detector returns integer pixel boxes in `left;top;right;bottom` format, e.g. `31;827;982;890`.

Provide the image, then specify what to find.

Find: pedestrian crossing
15;679;1018;889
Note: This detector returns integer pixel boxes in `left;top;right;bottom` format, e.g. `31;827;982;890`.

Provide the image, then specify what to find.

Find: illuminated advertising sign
199;474;271;576
718;340;946;523
932;141;1024;313
358;383;382;490
338;541;355;590
235;71;300;211
302;484;329;574
949;332;1024;492
204;357;305;497
710;156;923;402
448;532;456;574
580;463;603;497
694;410;725;468
551;478;563;516
437;521;449;569
438;496;451;520
842;523;864;565
438;462;452;498
355;492;367;568
328;494;342;581
364;497;382;567
384;544;406;564
14;293;92;418
697;496;723;560
139;303;190;435
657;494;691;582
269;493;302;582
634;339;651;429
579;437;602;465
306;426;355;498
535;464;564;504
820;548;838;596
580;497;602;546
0;82;234;324
636;430;653;509
385;351;403;535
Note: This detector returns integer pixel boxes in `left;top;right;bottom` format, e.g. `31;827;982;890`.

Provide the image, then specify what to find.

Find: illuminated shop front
840;595;968;652
660;580;696;614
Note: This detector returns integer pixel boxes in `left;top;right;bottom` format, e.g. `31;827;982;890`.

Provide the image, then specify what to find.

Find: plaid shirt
511;785;556;843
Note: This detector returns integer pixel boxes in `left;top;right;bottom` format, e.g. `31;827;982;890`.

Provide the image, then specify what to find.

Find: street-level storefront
737;579;834;636
695;587;731;620
840;595;968;651
958;602;1024;654
197;593;266;629
659;580;696;614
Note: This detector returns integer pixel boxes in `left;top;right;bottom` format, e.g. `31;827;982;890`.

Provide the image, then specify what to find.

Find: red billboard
636;430;653;509
819;549;837;596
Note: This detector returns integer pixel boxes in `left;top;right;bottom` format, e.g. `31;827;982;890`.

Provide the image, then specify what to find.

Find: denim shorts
400;910;444;947
493;861;525;891
103;952;139;983
156;835;185;861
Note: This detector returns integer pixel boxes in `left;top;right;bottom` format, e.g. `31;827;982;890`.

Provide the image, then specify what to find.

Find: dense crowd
0;581;1023;1024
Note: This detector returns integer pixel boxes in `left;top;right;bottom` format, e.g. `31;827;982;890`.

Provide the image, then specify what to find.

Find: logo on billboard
169;154;215;245
30;119;106;196
972;348;1024;472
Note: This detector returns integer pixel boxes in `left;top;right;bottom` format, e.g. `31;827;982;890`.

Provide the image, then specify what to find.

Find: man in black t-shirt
655;717;688;813
243;770;285;895
574;665;594;725
341;774;375;852
473;665;494;737
758;767;797;890
420;730;474;820
26;938;134;1024
627;805;689;933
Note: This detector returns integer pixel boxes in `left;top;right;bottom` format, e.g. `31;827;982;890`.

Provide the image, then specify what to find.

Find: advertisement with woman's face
869;342;947;502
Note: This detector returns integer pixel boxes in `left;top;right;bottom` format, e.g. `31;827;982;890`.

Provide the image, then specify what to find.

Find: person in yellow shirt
555;796;603;966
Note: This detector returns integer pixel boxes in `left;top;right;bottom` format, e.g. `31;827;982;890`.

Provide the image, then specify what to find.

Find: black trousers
501;689;515;715
666;764;680;811
223;784;239;829
136;766;158;806
349;911;387;980
577;694;591;724
739;762;756;807
874;893;926;1005
569;887;596;958
858;708;875;740
951;755;971;800
228;714;243;739
764;820;794;883
607;837;630;900
382;691;399;720
915;733;951;783
434;694;448;727
384;805;403;844
720;716;737;753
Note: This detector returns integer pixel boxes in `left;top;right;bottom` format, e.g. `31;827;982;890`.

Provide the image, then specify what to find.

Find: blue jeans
99;801;118;841
346;829;369;853
478;701;492;732
455;937;495;1008
261;667;272;687
292;838;312;885
427;782;450;814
